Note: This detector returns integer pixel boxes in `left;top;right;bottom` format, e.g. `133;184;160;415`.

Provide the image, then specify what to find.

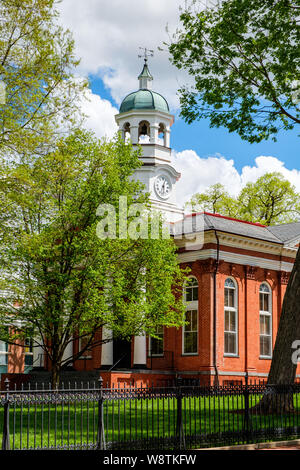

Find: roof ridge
187;211;267;228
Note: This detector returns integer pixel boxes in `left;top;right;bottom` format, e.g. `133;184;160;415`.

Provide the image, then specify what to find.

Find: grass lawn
1;393;300;450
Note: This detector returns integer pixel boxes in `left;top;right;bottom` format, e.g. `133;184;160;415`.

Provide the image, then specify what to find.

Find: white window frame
0;339;8;366
24;337;34;366
224;277;238;357
259;282;272;359
182;276;198;356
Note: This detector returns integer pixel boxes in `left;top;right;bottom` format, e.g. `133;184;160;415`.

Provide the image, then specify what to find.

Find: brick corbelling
278;271;290;285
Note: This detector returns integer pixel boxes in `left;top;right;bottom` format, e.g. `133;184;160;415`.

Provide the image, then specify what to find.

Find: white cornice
178;248;294;272
175;230;297;259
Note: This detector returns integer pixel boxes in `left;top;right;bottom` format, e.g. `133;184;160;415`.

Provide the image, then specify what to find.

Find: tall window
0;339;8;367
224;278;238;356
24;337;33;366
259;283;272;358
150;326;164;356
79;336;92;359
183;277;198;355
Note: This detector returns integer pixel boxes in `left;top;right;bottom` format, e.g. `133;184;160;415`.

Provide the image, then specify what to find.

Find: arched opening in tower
138;120;150;143
123;122;131;142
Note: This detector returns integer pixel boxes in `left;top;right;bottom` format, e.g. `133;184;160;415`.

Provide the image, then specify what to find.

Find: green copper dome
119;89;169;114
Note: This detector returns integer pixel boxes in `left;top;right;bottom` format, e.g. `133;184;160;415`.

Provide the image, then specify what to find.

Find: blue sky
90;74;299;175
59;0;300;205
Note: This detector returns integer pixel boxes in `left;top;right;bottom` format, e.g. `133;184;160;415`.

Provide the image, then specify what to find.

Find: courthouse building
1;60;300;387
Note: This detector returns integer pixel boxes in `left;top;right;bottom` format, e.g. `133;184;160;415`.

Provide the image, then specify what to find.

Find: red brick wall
145;257;297;383
7;339;24;374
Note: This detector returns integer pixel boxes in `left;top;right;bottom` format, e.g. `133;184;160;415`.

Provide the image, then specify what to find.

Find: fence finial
98;376;103;389
4;378;9;391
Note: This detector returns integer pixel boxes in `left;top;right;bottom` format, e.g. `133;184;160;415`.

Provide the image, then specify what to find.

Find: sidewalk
203;439;300;450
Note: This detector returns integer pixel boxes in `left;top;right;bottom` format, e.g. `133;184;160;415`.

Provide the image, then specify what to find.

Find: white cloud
58;0;191;110
80;87;118;139
172;151;300;207
240;156;300;191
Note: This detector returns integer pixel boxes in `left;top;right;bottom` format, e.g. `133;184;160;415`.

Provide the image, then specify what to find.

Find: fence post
176;376;185;450
2;378;10;450
97;376;106;450
243;375;251;444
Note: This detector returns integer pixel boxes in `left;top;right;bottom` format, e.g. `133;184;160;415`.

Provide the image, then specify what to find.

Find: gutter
213;230;220;386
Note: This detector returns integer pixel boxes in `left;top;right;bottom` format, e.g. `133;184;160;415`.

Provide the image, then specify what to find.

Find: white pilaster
101;326;113;367
133;334;147;368
130;125;139;144
33;340;44;368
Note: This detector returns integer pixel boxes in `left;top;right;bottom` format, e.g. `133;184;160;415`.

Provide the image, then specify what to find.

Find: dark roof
172;212;300;246
267;222;300;244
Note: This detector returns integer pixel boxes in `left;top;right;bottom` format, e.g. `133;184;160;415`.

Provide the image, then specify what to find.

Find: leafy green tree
169;0;300;392
238;173;300;225
0;130;186;387
188;173;300;225
187;183;239;216
0;0;85;156
168;0;300;143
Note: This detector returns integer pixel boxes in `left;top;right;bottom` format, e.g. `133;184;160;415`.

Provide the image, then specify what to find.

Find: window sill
181;353;198;356
78;356;92;360
259;356;272;360
224;354;239;358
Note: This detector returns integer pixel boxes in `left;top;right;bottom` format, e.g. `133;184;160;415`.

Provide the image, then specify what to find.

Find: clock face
154;175;171;199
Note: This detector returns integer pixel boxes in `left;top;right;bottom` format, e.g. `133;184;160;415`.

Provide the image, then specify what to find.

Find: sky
57;0;300;207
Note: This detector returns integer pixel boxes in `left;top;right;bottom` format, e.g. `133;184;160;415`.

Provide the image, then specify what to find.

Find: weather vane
138;47;154;64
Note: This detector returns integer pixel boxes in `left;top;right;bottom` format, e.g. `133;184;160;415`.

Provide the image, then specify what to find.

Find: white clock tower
115;58;183;223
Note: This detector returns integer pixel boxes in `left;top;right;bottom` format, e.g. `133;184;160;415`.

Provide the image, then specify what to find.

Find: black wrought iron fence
2;377;300;450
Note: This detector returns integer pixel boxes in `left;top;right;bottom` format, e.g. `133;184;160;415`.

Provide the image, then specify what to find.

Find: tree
187;183;239;216
238;173;300;225
0;0;85;156
168;0;300;143
187;173;300;225
169;0;300;389
0;130;186;387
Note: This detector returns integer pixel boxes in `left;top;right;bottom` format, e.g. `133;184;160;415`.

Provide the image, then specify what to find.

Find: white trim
182;308;198;356
259;282;272;359
183;276;199;355
178;248;294;272
224;277;238;357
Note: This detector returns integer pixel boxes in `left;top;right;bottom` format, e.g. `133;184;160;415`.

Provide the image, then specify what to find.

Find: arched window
183;277;198;355
224;278;238;356
123;122;131;142
259;283;272;358
138;120;150;143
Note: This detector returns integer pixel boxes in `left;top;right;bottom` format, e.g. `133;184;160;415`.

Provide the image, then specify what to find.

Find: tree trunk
268;247;300;385
51;364;61;390
256;247;300;412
